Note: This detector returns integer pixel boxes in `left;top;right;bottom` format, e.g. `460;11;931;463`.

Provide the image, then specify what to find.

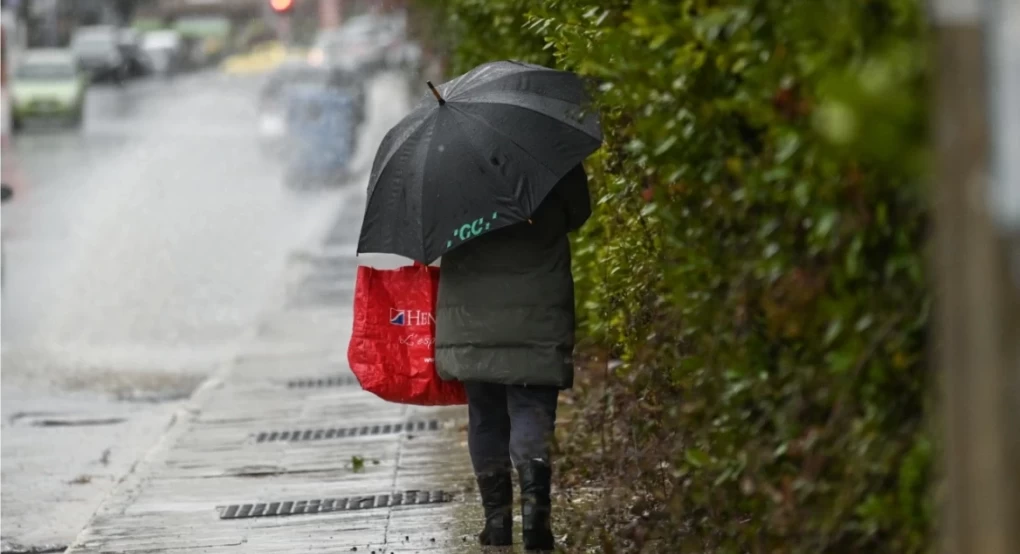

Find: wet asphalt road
2;72;343;376
1;68;409;550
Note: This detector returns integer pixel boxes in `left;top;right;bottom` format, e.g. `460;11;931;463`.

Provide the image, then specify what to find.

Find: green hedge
415;1;932;551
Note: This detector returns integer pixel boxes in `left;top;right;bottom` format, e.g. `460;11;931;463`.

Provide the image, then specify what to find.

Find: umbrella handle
426;81;446;106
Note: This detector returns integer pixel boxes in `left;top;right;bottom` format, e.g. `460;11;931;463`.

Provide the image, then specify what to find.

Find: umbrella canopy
357;60;603;263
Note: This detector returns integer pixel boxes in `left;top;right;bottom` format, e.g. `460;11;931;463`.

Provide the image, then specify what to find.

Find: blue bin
283;85;358;187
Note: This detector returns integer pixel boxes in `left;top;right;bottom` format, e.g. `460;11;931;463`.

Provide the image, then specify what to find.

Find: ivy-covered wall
414;1;932;551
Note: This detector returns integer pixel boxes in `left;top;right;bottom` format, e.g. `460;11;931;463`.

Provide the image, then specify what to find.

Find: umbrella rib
447;64;559;99
446;64;497;96
414;115;442;262
456;91;601;140
445;61;542;97
450;108;560;208
454;109;567;183
361;121;432;261
368;105;434;193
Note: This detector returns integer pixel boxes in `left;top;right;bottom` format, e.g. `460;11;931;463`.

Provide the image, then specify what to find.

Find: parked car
141;30;185;77
71;26;128;83
377;13;411;68
118;28;149;78
9;49;88;129
310;16;390;74
173;16;233;68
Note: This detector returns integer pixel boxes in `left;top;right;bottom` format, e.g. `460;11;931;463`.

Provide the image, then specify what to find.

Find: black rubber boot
477;471;513;546
518;460;555;551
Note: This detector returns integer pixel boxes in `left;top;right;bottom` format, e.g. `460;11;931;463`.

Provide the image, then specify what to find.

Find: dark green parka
435;165;591;389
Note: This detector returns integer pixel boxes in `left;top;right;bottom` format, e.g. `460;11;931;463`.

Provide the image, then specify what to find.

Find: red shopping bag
347;263;467;405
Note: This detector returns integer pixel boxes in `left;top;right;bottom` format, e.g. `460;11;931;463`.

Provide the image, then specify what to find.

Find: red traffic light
270;0;294;13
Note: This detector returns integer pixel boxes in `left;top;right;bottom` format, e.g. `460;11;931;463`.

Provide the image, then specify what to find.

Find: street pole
931;1;1020;554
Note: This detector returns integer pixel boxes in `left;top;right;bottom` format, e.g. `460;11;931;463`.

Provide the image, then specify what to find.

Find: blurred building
11;0;121;47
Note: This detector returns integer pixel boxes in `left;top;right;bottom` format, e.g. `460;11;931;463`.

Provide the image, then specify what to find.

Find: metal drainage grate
286;375;360;389
254;420;441;444
219;490;451;520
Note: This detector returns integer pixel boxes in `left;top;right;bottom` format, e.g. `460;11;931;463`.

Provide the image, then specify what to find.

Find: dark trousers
464;382;560;475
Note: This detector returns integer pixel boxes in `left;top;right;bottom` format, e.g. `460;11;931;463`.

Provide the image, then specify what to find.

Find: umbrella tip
427;81;446;106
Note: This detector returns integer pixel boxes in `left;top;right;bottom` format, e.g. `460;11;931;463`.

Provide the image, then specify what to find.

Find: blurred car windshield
72;33;118;53
143;31;181;50
119;30;141;46
16;60;76;80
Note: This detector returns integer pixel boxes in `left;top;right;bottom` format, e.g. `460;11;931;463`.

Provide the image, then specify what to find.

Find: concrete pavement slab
62;251;490;553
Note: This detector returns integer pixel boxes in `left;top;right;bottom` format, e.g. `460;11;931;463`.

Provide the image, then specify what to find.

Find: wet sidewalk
62;200;488;553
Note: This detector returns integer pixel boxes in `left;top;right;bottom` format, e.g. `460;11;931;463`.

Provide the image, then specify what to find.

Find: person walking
435;164;592;550
355;60;602;548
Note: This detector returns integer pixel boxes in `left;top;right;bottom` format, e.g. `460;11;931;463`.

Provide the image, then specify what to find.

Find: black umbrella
357;60;603;263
